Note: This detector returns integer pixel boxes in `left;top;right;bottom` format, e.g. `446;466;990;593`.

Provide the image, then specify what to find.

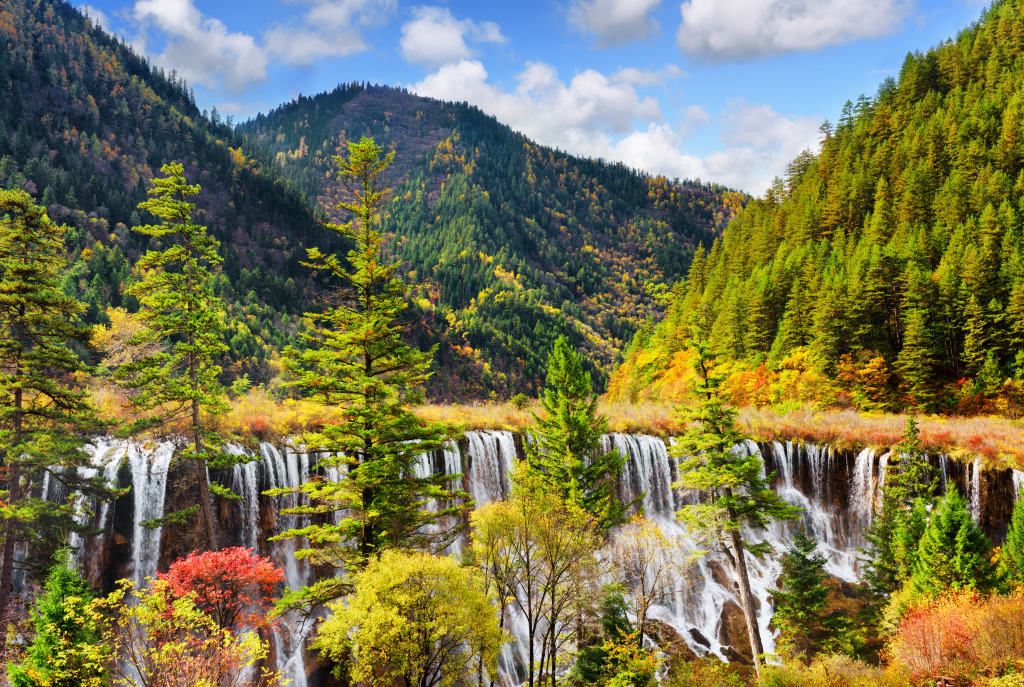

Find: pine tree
671;335;801;676
0;191;114;628
523;336;628;533
278;138;461;608
116;163;234;551
1000;495;1024;588
8;550;106;687
896;308;936;410
770;529;847;664
910;487;996;597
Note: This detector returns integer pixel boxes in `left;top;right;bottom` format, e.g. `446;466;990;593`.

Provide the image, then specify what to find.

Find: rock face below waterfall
62;433;1021;686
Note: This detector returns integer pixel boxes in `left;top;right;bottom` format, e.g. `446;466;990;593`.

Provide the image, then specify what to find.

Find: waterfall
850;447;876;530
969;458;983;522
128;441;175;587
1014;470;1024;501
465;430;516;505
229;445;261;551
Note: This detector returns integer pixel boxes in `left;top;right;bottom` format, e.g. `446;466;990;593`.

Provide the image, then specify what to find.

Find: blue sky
77;0;987;194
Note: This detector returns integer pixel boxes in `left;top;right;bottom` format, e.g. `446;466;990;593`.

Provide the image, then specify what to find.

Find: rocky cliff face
45;433;1024;685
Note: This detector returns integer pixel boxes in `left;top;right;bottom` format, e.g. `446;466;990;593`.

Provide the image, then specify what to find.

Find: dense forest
240;85;745;397
611;0;1024;418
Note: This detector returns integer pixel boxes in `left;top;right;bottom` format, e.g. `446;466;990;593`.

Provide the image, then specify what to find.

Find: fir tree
896;308;936;409
8;551;106;687
770;529;847;664
523;336;628;533
278;138;462;608
1000;495;1024;588
672;335;801;676
910;487;996;597
0;191;114;627
116;163;234;551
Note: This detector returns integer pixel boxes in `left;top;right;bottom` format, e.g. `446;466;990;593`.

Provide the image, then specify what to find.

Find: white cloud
568;0;664;47
611;64;683;86
78;3;110;29
132;0;268;93
677;0;913;60
400;6;506;67
413;62;820;194
265;0;396;65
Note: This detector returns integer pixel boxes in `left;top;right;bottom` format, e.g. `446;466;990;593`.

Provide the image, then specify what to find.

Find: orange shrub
888;591;1024;683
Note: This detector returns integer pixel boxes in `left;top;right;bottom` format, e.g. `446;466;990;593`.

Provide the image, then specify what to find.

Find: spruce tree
0;191;114;628
910;487;996;597
1000;495;1024;588
523;336;628;533
770;529;847;664
116;163;233;551
672;335;801;676
8;550;106;687
278;138;461;608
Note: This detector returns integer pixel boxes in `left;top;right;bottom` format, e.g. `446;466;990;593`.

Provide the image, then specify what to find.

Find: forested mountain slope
240;86;745;397
610;0;1024;416
0;0;338;388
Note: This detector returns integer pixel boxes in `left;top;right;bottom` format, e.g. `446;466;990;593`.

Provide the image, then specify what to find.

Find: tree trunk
728;527;764;676
194;399;219;551
0;465;19;627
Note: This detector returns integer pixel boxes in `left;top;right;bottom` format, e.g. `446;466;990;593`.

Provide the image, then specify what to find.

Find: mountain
1;0;742;401
238;85;745;398
0;0;344;388
608;0;1024;415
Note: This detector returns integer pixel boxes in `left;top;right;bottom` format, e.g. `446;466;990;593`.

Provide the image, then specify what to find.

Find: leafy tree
910;487;996;597
94;578;283;687
8;551;106;687
671;337;800;676
116;162;235;550
313;549;506;687
157;548;284;632
611;515;688;647
770;529;848;664
524;336;628;532
999;494;1024;588
0;190;114;626
276;138;462;607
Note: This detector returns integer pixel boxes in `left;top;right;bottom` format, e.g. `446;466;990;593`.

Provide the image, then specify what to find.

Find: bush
668;657;745;687
888;591;1024;683
758;654;901;687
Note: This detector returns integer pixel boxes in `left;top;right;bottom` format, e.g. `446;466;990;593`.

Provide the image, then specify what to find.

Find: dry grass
87;383;1024;470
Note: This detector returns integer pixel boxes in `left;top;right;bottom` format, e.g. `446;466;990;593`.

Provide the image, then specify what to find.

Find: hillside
239;86;745;398
0;0;346;389
610;0;1024;417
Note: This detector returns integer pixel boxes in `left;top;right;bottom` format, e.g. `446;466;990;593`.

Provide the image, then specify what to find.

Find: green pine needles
277;138;462;608
0;190;115;626
523;336;628;533
118;162;235;550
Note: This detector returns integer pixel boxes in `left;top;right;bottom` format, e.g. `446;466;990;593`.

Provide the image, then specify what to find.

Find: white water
969;458;983;522
1014;470;1024;501
127;441;175;587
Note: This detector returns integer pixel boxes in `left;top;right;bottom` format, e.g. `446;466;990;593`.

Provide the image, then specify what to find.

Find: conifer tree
770;529;847;664
278;138;461;608
116;163;233;551
8;550;106;687
896;308;937;409
910;487;996;597
0;191;114;628
999;495;1024;588
672;335;800;676
523;336;628;533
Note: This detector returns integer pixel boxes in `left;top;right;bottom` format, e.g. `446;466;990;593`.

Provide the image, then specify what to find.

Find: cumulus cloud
568;0;664;47
265;0;396;66
78;3;110;28
611;64;683;86
400;6;506;67
677;0;913;60
132;0;268;93
413;62;820;194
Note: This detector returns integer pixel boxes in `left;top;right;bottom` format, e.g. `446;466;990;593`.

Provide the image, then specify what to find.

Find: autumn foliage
888;591;1024;683
158;548;284;632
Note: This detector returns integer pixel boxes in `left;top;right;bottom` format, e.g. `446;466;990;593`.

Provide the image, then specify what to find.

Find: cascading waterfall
62;430;1018;687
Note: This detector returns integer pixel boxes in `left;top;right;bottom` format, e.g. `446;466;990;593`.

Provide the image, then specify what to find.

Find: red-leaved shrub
158;547;285;632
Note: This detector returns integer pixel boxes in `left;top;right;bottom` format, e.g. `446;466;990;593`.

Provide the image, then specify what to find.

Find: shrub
668;657;745;687
758;654;898;687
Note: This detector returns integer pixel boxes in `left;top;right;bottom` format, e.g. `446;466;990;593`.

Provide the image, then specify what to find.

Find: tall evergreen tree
770;529;847;664
278;138;462;608
910;486;996;597
999;495;1024;588
116;163;234;551
0;191;114;628
523;336;628;533
671;335;801;676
